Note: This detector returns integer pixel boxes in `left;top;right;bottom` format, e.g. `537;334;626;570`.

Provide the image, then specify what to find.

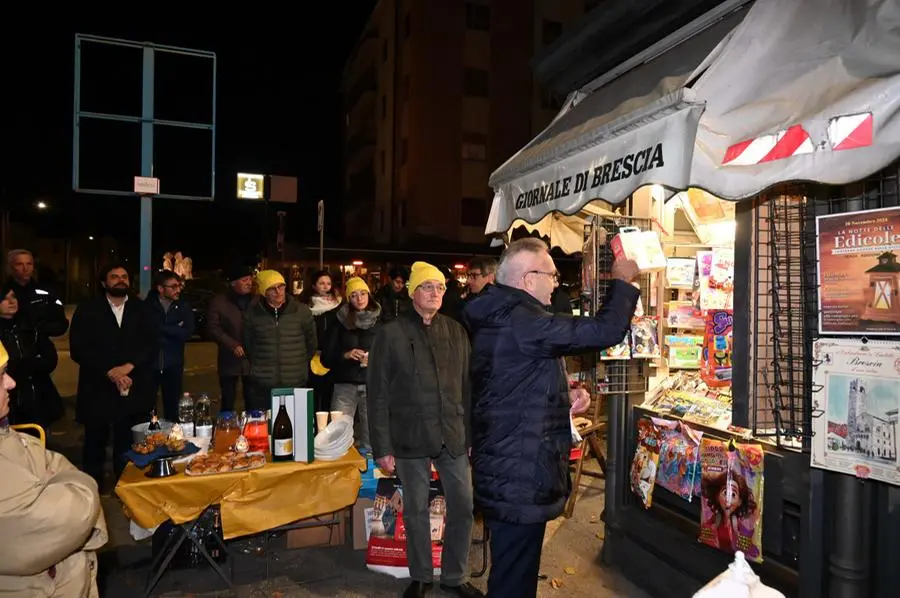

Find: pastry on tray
185;451;267;476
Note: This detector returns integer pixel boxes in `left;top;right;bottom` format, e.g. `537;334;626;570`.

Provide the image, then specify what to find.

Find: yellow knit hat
0;340;7;369
345;276;370;297
256;270;286;295
408;261;445;297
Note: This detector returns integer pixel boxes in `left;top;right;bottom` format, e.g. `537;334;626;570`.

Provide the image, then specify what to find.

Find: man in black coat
70;264;158;490
368;261;482;598
5;249;69;338
463;238;640;598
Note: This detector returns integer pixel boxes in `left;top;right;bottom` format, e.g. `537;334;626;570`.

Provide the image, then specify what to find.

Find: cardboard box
352;498;375;550
285;509;348;549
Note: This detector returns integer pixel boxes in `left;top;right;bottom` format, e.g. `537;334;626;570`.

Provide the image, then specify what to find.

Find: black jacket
0;315;62;426
375;286;412;324
322;303;381;385
367;309;471;460
464;280;639;524
5;277;68;337
70;294;159;424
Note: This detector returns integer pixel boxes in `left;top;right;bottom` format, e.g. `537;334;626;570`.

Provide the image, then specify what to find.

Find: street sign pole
317;200;324;269
140;47;155;297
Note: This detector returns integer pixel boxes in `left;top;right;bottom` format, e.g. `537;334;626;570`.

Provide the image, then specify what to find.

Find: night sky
4;12;376;271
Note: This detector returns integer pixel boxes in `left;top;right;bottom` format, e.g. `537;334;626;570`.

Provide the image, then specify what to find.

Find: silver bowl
131;420;175;444
146;456;177;478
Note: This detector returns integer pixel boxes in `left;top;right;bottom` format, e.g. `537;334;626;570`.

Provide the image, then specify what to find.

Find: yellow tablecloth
115;450;366;539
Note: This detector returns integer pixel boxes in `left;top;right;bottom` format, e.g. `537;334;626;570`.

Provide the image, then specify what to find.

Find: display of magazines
641;372;733;430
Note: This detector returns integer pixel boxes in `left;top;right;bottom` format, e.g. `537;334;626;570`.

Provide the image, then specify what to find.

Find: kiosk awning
487;0;900;251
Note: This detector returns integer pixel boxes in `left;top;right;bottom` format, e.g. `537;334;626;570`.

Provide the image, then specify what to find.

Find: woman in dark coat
0;283;63;429
321;276;381;452
299;270;342;412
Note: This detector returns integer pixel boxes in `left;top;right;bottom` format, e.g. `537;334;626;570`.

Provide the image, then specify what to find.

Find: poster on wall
810;338;900;487
817;207;900;335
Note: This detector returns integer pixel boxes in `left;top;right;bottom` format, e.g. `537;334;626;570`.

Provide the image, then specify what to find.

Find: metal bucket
131;420;175;444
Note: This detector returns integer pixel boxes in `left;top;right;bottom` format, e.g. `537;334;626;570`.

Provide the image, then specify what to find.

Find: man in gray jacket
368;261;482;598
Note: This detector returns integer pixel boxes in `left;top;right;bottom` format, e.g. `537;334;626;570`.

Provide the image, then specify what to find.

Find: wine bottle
272;394;294;462
148;408;161;431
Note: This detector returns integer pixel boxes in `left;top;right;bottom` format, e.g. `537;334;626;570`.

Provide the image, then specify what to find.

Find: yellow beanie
256;270;286;295
408;261;445;297
0;340;7;369
345;276;370;297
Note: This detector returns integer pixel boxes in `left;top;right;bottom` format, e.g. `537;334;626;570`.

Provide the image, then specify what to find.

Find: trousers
395;447;474;585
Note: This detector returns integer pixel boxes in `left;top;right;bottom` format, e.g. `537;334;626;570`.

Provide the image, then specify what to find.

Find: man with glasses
464;238;640;597
465;258;497;298
148;269;195;421
368;261;482;598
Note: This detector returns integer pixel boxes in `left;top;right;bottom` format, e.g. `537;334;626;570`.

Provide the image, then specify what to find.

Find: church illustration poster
811;338;900;486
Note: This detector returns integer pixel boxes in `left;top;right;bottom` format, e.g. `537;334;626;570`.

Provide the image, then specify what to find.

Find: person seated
0;340;109;596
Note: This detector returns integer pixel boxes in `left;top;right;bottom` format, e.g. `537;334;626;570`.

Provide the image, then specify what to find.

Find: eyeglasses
163;282;183;289
524;270;560;283
418;283;446;294
468;272;484;279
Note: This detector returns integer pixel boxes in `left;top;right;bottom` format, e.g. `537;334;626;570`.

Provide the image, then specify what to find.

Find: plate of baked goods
184;451;267;476
126;430;201;468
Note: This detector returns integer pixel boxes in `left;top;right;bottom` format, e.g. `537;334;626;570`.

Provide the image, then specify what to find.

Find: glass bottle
272;394;294;461
148;407;161;431
194;393;214;438
178;392;195;437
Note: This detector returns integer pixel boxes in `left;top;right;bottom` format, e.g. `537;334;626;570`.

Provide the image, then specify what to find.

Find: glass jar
213;411;241;454
242;410;270;455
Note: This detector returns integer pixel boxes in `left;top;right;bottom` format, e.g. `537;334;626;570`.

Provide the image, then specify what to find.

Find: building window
404;12;411;39
462;132;488;161
401;138;409;165
464;68;489;98
382;39;388;62
461;197;486;227
542;20;563;46
381;95;387;119
465;3;490;30
380;150;386;174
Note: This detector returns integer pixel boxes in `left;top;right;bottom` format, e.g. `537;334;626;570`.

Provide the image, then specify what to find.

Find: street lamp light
36;201;48;210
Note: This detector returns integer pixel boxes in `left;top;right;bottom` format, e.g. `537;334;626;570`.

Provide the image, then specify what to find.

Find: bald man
463;237;640;598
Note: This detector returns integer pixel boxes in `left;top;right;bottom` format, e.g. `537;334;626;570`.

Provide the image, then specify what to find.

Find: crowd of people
0;242;640;598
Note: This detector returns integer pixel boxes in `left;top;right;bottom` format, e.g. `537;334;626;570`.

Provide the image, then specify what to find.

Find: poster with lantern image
817;206;900;335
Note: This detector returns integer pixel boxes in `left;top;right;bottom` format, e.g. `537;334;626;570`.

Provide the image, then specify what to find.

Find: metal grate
588;215;655;398
751;190;810;447
750;159;900;449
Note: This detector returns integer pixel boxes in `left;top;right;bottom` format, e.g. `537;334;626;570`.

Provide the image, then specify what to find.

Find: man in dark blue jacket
147;270;195;421
464;238;640;598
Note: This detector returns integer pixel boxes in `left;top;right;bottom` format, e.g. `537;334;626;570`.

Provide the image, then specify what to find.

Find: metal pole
828;474;872;598
139;47;155;297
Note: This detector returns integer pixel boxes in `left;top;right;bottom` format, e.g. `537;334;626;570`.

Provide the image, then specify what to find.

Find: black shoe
403;580;433;598
439;582;485;597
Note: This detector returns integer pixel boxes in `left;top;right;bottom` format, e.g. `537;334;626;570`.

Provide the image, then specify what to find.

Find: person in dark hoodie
146;270;195;421
207;264;255;412
5;249;68;338
375;267;412;323
463;238;640;598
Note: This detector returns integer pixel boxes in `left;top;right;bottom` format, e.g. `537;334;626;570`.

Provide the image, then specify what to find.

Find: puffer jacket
243;296;317;389
463;280;639;524
0;425;108;597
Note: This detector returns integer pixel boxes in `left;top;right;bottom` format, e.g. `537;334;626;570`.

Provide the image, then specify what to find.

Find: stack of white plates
314;415;354;461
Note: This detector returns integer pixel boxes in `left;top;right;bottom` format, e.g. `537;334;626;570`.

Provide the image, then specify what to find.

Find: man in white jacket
0;340;109;597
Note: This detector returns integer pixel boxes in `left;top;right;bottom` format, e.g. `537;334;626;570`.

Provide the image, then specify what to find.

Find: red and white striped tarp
828;112;873;151
722;124;814;166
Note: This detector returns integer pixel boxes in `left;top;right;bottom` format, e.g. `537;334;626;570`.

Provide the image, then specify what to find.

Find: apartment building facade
341;0;587;247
